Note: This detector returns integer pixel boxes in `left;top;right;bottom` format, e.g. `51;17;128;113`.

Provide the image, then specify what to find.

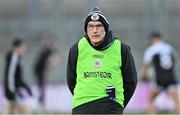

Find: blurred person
141;31;180;114
3;38;32;114
67;7;137;114
34;40;56;108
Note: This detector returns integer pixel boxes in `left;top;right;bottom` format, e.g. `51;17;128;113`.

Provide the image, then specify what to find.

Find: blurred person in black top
34;40;55;107
3;38;32;114
141;32;180;114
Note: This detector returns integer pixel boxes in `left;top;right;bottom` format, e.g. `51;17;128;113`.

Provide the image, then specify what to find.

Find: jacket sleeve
121;43;137;108
67;43;78;95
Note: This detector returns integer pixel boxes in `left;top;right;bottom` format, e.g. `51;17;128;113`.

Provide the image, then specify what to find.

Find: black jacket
4;51;32;101
67;31;137;113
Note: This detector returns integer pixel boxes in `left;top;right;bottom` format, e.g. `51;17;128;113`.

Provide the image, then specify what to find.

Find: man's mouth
92;35;100;38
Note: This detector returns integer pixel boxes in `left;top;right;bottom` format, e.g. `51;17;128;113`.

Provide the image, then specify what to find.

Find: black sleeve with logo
67;42;137;108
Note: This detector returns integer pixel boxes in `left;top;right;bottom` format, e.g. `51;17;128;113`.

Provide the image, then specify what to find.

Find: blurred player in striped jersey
141;32;180;114
3;38;32;114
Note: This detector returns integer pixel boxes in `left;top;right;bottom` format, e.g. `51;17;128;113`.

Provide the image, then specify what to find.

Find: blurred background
0;0;180;114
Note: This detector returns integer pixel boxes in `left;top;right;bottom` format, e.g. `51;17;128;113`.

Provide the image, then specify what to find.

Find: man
34;40;55;107
3;39;32;114
67;7;137;114
141;32;180;114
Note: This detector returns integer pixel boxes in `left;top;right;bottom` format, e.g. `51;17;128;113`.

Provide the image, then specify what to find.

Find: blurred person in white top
141;31;180;114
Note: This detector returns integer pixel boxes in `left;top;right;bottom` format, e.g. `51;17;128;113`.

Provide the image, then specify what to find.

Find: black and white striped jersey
143;42;177;86
4;51;31;101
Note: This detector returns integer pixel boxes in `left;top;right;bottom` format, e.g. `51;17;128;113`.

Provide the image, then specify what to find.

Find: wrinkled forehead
87;21;103;26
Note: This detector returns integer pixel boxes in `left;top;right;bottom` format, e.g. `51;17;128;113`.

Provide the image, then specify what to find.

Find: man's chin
91;40;103;46
92;38;101;42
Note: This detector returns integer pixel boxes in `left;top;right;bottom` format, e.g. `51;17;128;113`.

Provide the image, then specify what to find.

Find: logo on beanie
91;13;99;21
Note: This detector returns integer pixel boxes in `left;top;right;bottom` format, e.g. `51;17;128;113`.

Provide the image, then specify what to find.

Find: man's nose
92;27;98;33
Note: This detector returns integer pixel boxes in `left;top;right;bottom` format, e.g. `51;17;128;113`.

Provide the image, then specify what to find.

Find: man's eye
97;25;103;27
88;25;93;28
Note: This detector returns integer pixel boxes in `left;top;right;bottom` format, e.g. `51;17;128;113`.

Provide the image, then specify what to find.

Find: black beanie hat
84;7;109;33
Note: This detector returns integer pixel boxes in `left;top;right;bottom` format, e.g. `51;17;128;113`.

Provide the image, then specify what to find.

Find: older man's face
87;21;106;46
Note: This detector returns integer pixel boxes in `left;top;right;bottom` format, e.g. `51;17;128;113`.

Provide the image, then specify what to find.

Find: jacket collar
84;31;116;51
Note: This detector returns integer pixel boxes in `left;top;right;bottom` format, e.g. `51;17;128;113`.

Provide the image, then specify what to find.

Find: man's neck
13;48;20;55
91;39;104;46
153;39;162;45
